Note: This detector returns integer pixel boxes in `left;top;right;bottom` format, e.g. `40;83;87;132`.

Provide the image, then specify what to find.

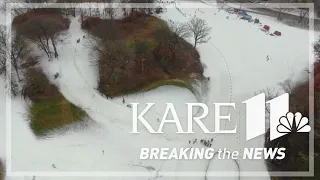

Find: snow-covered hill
0;1;316;180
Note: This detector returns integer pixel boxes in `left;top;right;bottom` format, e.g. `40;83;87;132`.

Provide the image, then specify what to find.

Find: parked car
226;8;235;13
274;31;282;36
241;14;252;21
263;25;270;31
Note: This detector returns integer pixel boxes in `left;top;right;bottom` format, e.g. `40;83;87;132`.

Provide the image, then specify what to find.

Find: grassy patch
23;68;87;137
0;160;4;180
29;98;86;137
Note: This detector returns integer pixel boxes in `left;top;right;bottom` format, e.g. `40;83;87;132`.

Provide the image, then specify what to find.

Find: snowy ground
0;1;317;180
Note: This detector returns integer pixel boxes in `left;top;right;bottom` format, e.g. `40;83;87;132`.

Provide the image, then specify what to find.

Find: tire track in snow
210;42;244;172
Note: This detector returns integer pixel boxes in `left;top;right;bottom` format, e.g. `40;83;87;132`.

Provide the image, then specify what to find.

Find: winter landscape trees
0;24;35;95
6;7;86;137
83;11;206;97
17;15;69;59
0;26;6;76
263;38;320;179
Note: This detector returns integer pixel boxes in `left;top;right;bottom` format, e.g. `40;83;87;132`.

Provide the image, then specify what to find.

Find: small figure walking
266;55;269;61
54;72;59;79
123;98;125;104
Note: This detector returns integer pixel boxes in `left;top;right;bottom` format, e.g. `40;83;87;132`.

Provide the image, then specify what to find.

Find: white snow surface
0;1;317;180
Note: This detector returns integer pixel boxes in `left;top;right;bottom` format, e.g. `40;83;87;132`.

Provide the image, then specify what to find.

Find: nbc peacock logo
245;93;311;141
277;112;311;134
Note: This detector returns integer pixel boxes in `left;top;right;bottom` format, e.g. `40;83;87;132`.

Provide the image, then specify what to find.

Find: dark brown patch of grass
0;160;5;180
23;68;87;137
83;14;204;97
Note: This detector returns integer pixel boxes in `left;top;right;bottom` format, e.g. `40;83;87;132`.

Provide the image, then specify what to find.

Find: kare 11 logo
245;93;311;141
131;93;311;141
131;93;311;160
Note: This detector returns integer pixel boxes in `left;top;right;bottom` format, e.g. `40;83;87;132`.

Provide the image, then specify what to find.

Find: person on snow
266;55;270;61
54;72;59;80
123;98;125;104
52;164;56;168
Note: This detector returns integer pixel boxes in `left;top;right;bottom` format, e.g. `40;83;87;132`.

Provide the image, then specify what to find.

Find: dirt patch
13;9;70;29
83;14;204;97
0;160;4;180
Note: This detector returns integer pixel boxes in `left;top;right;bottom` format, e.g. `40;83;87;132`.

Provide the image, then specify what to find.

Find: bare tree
14;40;29;81
255;87;279;114
97;41;135;84
153;22;190;71
298;8;308;24
167;21;191;59
0;26;7;75
67;0;79;17
169;21;191;41
315;38;320;59
104;0;116;20
11;35;33;81
19;17;52;58
0;26;33;81
276;1;290;21
47;19;69;58
120;0;130;18
278;78;295;94
188;17;212;48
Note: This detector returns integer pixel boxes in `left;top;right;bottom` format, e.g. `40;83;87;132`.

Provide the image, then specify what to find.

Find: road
206;0;320;31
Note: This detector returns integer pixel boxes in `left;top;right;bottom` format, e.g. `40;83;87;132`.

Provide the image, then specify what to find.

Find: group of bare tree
315;38;320;59
98;41;136;84
166;17;212;48
0;25;34;82
18;16;68;59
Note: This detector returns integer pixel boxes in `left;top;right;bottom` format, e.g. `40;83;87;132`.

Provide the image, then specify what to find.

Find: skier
266;55;270;61
54;72;59;80
52;164;56;168
102;150;104;154
123;98;125;104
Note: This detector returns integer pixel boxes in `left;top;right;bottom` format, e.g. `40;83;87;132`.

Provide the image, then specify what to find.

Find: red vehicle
263;25;270;31
274;31;282;36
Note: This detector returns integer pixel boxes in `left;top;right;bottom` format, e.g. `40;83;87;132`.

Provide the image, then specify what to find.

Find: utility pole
141;58;146;74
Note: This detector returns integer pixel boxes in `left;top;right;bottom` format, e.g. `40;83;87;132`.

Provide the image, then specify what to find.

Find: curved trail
45;14;243;179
